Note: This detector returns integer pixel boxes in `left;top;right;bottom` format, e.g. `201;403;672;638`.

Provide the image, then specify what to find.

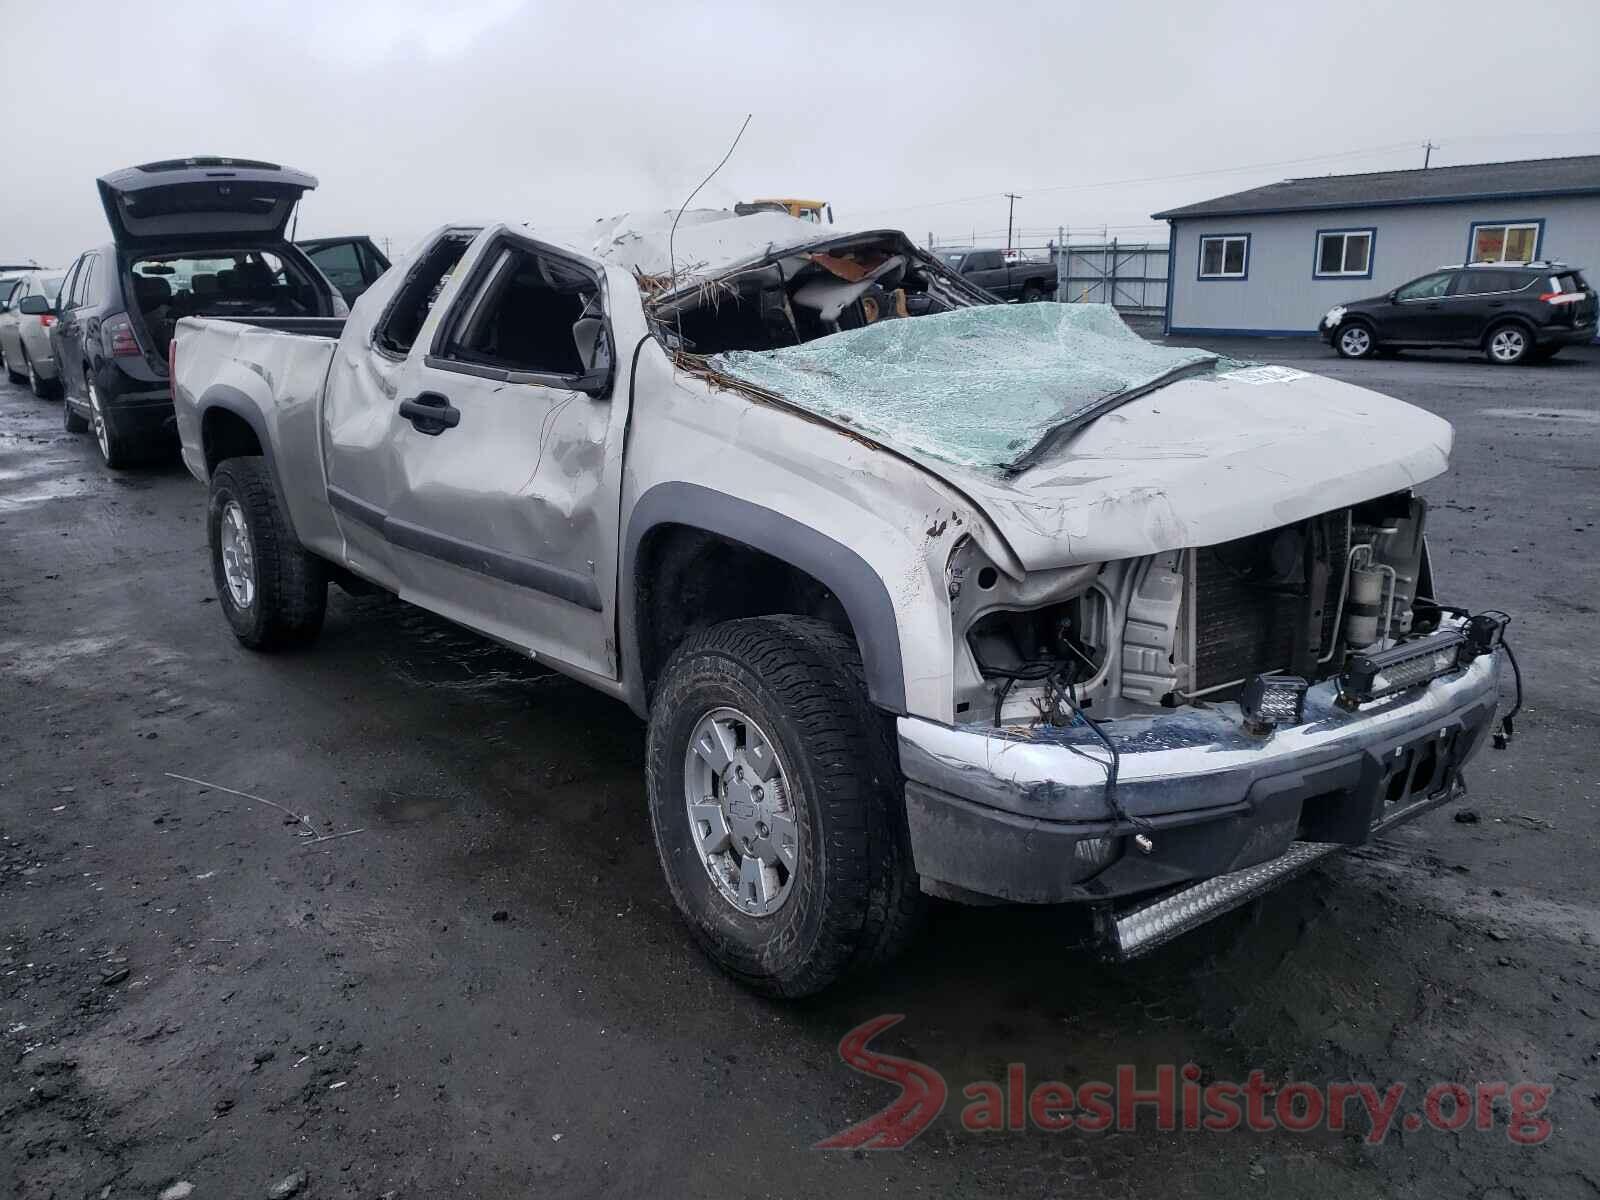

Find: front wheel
646;616;921;997
1485;323;1533;365
208;456;327;650
1335;322;1378;359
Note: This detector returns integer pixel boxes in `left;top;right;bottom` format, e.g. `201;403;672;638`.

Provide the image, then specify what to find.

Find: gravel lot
2;338;1597;1199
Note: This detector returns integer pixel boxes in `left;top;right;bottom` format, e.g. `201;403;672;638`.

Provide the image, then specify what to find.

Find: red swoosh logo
815;1015;947;1149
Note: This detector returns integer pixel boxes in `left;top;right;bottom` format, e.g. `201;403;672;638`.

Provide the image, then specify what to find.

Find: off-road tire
208;456;327;650
646;616;922;997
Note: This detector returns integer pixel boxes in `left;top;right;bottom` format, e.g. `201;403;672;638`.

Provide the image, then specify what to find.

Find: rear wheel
646;616;921;997
1485;323;1533;365
25;352;56;399
208;456;327;650
1021;282;1047;303
1335;322;1377;359
87;374;135;468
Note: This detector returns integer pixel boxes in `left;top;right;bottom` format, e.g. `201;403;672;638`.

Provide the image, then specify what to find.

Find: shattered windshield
709;303;1224;475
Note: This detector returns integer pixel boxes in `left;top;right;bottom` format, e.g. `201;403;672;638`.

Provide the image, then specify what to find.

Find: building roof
1152;154;1600;221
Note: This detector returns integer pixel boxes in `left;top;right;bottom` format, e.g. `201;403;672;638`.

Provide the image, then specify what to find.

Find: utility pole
1423;140;1437;168
1004;193;1020;251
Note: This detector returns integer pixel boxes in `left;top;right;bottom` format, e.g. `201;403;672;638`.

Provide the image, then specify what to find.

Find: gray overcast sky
4;0;1599;265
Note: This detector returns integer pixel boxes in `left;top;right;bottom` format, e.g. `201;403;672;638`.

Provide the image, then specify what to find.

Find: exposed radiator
1191;511;1348;696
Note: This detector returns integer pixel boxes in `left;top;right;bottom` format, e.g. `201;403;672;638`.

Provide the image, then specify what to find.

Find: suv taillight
38;314;55;329
104;315;141;357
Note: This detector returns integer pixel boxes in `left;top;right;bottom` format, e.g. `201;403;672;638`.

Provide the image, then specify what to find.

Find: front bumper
898;651;1502;911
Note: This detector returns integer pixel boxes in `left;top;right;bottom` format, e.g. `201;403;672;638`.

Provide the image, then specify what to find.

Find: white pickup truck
172;207;1515;996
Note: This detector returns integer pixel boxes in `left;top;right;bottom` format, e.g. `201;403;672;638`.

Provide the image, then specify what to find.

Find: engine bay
951;491;1446;729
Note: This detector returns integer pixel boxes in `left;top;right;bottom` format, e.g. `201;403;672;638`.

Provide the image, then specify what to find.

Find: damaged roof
585;208;849;279
1153;154;1600;220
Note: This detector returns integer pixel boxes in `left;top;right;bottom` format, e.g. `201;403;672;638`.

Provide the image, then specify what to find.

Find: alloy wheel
1340;326;1371;357
1490;328;1526;363
88;379;111;461
682;706;798;916
218;500;257;610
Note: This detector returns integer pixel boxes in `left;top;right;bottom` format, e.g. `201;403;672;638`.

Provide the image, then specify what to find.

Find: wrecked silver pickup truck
171;207;1516;996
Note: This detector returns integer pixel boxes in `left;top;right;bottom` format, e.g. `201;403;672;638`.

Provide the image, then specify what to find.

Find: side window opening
1395;272;1452;301
440;241;602;379
375;231;474;357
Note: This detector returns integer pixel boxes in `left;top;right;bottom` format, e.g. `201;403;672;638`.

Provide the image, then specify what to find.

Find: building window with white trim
1469;221;1540;264
1314;229;1373;278
1198;234;1249;279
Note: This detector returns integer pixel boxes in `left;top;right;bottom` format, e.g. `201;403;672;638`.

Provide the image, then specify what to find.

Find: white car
0;270;66;397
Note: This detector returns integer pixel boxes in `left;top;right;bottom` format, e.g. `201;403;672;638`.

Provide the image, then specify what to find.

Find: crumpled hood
921;366;1453;571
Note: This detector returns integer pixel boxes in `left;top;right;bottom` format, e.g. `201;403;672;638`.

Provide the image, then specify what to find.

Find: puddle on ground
1478;406;1600;425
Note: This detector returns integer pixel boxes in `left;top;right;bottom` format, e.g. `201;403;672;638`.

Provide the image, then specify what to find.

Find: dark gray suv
51;157;346;468
1319;262;1597;365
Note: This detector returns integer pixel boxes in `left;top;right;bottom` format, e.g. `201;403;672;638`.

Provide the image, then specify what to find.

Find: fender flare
195;385;298;540
620;481;908;718
1481;314;1537;346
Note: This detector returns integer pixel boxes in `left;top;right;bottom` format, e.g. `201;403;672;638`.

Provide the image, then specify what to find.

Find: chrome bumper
897;651;1502;908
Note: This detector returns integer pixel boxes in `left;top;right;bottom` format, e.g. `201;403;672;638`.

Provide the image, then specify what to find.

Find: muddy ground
2;340;1598;1199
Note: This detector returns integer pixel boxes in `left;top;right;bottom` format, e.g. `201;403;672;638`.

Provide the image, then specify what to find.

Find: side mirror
18;295;51;316
572;366;613;398
570;315;613;396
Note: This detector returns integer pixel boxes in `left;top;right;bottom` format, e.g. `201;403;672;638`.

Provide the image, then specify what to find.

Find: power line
851;140;1421;218
852;127;1600;220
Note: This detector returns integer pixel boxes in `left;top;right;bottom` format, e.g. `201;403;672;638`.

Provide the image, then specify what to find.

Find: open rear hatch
97;157;317;248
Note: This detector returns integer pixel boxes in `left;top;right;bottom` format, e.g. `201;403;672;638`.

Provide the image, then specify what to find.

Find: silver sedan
0;271;65;397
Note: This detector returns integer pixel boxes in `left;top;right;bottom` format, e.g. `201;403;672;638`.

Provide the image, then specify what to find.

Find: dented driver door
380;226;645;681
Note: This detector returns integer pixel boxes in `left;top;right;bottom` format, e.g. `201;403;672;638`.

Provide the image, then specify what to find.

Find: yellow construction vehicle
735;198;833;224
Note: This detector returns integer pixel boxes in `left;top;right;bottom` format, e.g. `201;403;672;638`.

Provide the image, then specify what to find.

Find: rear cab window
374;231;475;357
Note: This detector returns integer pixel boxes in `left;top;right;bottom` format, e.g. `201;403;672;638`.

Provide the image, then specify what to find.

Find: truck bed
172;315;351;558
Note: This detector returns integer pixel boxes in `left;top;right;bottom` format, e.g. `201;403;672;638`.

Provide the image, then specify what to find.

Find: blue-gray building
1155;154;1600;337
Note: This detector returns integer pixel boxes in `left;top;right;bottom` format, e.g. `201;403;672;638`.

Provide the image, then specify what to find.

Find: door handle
1487;301;1505;308
398;392;460;435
